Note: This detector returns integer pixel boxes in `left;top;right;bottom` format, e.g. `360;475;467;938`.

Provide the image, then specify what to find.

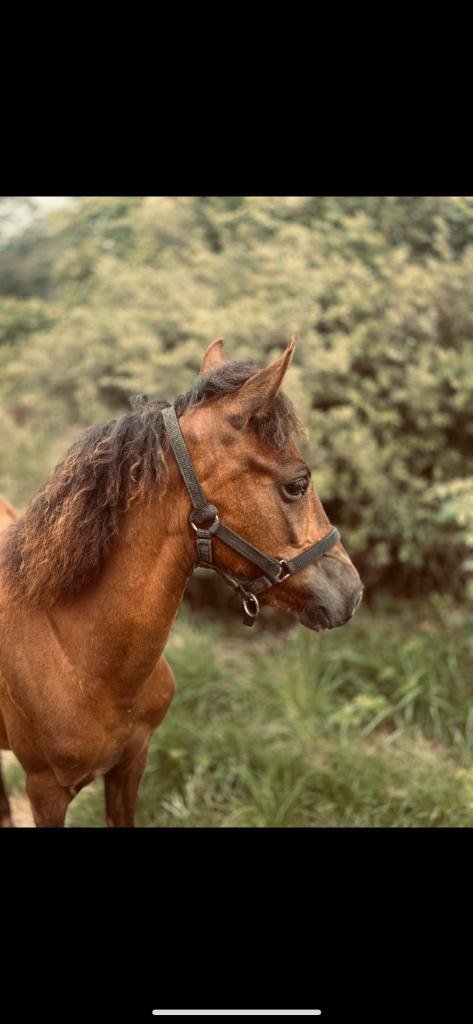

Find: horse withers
0;338;362;827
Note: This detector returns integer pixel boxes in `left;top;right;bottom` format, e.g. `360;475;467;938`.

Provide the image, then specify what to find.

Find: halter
162;405;340;626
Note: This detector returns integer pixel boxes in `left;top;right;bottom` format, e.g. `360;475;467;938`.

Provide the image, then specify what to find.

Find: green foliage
55;598;473;826
3;198;472;828
429;477;473;600
1;196;472;596
6;596;473;827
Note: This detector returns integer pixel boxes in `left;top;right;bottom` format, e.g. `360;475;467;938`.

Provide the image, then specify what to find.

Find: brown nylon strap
161;403;341;624
282;527;341;573
214;521;285;582
162;405;284;580
161;405;210;515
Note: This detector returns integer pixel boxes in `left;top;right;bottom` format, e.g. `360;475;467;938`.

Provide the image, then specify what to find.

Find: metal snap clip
277;560;290;582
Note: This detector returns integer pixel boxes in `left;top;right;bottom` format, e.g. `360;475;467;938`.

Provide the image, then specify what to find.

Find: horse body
0;500;181;824
0;338;362;827
0;472;183;825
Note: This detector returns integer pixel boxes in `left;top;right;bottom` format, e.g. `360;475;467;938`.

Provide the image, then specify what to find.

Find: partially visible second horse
0;495;18;826
0;495;17;534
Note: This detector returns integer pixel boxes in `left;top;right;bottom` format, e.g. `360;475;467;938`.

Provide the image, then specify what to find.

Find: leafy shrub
1;196;473;596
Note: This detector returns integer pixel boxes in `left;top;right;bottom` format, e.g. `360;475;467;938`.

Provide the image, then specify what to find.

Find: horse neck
50;482;194;698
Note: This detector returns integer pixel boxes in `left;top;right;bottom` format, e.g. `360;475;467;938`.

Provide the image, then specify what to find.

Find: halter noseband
162;405;340;626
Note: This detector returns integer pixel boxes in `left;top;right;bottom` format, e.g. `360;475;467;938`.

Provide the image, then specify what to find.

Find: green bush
1;196;473;597
58;598;473;827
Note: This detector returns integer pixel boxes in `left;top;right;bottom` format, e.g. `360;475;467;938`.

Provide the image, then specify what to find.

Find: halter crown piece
161;405;340;626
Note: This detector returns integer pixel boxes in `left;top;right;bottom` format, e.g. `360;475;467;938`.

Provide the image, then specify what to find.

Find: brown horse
0;338;362;828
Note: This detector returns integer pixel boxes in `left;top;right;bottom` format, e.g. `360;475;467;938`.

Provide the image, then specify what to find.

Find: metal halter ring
190;511;220;533
242;592;260;619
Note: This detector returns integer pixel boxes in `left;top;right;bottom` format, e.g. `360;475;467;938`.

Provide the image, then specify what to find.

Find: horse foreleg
104;741;150;828
0;755;13;828
26;769;73;828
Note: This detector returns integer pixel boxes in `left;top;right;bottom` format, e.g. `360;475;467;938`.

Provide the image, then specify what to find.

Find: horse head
172;337;363;631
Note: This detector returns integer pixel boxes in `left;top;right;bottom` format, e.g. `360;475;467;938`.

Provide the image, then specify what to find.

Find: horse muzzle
298;561;363;631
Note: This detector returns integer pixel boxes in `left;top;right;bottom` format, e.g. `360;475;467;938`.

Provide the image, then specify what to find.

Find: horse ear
227;336;297;428
200;337;226;374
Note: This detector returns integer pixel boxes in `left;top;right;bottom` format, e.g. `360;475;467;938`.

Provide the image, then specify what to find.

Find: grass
4;594;473;826
62;593;473;827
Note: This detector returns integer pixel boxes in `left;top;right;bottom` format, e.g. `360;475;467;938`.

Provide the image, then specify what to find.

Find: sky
0;196;71;244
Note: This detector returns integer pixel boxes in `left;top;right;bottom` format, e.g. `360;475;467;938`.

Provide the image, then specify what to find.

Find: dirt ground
1;751;35;827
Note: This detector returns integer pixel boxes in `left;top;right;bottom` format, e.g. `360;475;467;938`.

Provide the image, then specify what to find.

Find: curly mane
1;361;304;607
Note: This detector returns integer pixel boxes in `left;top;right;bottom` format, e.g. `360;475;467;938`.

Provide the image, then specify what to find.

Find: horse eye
281;477;309;500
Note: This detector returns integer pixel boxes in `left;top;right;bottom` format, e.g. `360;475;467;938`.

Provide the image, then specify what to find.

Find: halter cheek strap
161;405;340;626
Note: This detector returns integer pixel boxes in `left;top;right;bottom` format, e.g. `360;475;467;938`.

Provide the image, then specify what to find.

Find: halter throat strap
161;405;340;625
